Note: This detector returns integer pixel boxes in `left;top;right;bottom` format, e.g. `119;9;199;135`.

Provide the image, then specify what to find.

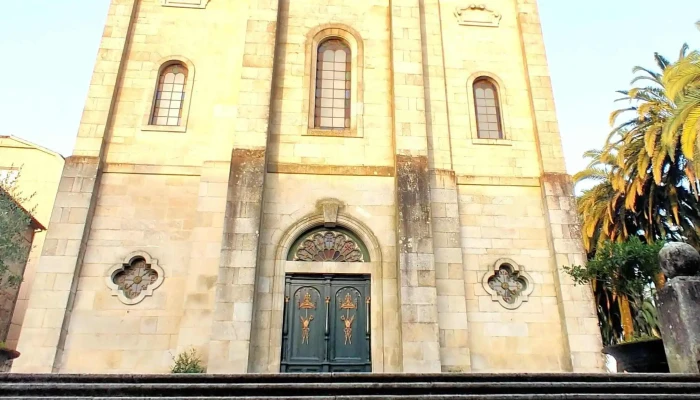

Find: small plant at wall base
170;348;206;373
563;237;664;344
0;168;35;288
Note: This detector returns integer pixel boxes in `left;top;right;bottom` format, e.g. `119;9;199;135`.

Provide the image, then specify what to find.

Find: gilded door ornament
339;292;357;345
298;291;317;345
300;314;314;344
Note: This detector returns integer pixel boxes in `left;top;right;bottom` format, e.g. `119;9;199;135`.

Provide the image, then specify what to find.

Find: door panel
288;286;325;364
281;274;371;373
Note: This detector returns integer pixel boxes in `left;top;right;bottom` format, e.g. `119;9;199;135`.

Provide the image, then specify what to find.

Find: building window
473;78;503;139
314;39;351;130
151;64;188;126
287;226;369;262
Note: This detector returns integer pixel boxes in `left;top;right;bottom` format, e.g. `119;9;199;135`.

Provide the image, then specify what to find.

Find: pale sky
0;1;698;175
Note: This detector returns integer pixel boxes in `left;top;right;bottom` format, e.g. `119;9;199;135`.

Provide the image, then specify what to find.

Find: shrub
170;348;206;373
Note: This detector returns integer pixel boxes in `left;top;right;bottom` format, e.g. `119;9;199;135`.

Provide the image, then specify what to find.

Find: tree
564;238;664;342
662;49;700;171
578;49;700;253
0;169;35;287
575;147;634;253
575;48;700;343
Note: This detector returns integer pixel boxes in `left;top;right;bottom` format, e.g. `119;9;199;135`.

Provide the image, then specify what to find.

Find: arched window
151;63;188;126
473;78;503;139
314;39;351;130
287;226;369;262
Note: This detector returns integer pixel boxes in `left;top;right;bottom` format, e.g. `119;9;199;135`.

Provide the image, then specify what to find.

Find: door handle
325;296;330;335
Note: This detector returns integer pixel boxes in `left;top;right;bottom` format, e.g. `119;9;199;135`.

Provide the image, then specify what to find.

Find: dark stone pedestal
655;276;700;373
656;243;700;374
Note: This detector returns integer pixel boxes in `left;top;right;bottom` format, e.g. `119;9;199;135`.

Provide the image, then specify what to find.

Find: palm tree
575;147;634;253
662;49;700;169
575;147;639;341
605;49;700;251
576;49;700;341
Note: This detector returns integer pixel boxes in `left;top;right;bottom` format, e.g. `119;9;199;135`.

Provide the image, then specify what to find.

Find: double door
281;274;371;373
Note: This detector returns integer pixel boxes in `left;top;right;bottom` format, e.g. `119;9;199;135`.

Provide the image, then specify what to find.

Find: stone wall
60;172;199;373
13;0;604;374
459;184;567;371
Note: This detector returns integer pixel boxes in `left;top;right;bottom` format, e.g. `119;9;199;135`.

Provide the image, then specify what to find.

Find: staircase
0;372;699;399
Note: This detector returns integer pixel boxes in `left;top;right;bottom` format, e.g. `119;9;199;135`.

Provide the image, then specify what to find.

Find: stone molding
160;0;209;9
481;258;534;310
454;4;502;27
456;175;539;187
268;162;394;177
103;163;201;177
316;198;345;227
105;251;165;305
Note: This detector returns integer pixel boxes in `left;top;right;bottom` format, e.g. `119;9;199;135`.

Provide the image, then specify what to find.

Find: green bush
170;348;206;373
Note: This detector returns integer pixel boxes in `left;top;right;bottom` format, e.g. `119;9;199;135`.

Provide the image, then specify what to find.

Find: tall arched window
473;78;503;139
314;39;351;130
151;63;188;126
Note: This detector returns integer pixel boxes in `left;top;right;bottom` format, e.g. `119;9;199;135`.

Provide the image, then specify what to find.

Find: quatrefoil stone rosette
106;251;165;305
481;258;534;310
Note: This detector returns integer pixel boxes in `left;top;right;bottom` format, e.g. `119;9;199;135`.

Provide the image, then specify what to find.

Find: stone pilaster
395;156;441;372
517;0;604;372
12;0;138;373
541;174;604;372
207;0;279;372
208;150;266;373
12;157;100;373
391;0;442;372
175;162;231;361
419;0;470;372
430;170;470;372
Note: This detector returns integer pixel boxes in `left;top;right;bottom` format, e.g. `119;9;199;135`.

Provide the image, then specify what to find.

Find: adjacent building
13;0;604;374
0;136;64;351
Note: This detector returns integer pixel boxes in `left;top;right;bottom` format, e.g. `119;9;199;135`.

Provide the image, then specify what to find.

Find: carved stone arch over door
253;201;393;373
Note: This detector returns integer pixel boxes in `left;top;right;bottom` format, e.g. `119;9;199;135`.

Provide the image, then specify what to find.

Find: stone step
2;396;700;400
3;373;700;383
0;374;698;399
0;393;700;400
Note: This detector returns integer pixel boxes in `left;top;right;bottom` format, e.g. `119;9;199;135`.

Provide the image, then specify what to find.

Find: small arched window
473;78;503;139
151;63;188;126
314;39;351;130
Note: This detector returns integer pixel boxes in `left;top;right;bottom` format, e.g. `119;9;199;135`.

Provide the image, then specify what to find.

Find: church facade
12;0;604;374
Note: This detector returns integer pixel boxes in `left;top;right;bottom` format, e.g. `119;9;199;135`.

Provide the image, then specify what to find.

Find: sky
0;1;698;176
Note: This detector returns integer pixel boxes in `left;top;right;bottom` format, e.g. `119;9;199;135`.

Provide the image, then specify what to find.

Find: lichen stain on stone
396;155;432;254
224;148;266;243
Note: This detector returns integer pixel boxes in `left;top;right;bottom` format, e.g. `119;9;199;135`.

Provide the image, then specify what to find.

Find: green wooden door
281;274;371;373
